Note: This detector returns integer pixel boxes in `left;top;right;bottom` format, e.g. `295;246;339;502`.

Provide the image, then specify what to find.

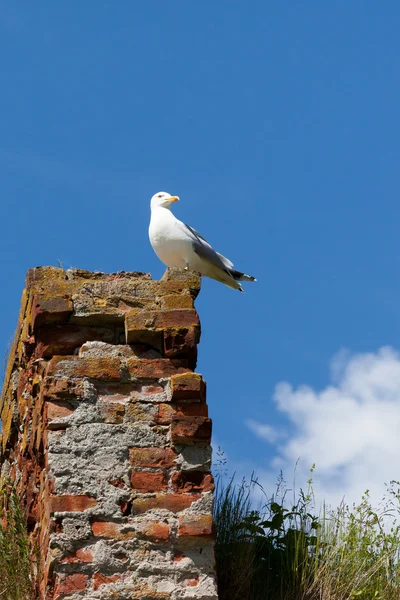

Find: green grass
214;468;400;600
0;478;34;600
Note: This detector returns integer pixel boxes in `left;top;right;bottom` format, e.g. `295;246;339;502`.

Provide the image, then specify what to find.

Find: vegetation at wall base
214;468;400;600
0;478;34;600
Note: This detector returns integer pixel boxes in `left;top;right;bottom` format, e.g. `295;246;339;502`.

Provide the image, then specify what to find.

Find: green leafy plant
214;467;400;600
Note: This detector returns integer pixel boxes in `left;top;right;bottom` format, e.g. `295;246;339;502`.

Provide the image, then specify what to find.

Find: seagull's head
150;191;180;210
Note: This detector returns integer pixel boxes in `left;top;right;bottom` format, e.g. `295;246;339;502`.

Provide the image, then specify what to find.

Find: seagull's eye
158;194;162;198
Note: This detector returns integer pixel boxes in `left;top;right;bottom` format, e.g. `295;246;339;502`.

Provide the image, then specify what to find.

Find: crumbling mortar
1;267;217;600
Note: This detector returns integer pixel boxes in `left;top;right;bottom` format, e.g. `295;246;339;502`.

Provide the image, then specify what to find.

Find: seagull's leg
184;261;190;271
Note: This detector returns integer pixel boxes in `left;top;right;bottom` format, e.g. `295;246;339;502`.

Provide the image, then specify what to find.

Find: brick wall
0;267;217;600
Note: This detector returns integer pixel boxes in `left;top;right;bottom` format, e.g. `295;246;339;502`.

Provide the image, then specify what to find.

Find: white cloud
248;346;400;508
246;419;287;444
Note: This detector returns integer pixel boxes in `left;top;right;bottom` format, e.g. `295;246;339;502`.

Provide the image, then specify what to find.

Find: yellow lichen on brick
1;400;13;452
161;294;194;309
46;356;121;380
1;266;216;600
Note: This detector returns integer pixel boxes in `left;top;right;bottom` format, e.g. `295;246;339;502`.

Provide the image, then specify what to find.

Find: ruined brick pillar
0;267;217;600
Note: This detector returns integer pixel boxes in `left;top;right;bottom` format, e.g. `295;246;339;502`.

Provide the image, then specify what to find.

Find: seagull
149;191;256;292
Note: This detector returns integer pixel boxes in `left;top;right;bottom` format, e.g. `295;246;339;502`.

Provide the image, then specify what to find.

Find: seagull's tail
229;269;257;283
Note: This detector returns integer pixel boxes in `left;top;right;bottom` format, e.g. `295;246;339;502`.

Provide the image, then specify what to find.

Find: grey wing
180;222;234;271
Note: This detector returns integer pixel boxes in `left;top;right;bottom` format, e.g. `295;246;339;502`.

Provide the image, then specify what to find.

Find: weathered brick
93;573;121;590
1;402;13;453
170;416;212;444
46;356;121;380
140;384;165;397
42;376;85;401
125;308;200;344
170;373;206;401
125;402;158;423
126;358;190;379
163;328;199;367
96;381;139;400
130;471;168;492
127;583;172;600
171;471;215;494
31;293;73;330
50;494;98;513
156;403;176;425
92;521;136;540
131;494;201;514
54;573;88;597
157;310;199;329
161;267;201;294
129;447;177;468
1;267;216;599
136;519;170;542
46;401;74;421
60;547;94;563
125;310;163;348
36;324;116;358
157;402;208;425
98;398;125;423
161;294;194;310
26;265;69;285
178;514;214;538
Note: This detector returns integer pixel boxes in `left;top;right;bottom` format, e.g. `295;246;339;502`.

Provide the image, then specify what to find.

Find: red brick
170;417;212;444
156;404;176;425
54;573;88;597
171;472;215;494
125;311;163;348
31;293;73;330
92;521;136;540
170;373;206;401
131;494;201;514
177;402;208;417
60;547;94;563
125;309;199;343
93;573;121;590
130;471;168;492
50;494;98;513
126;358;190;379
76;547;93;562
163;328;199;367
158;309;199;329
46;356;121;380
46;401;74;421
141;385;164;396
42;376;85;400
36;324;115;358
129;447;177;469
137;519;170;542
178;514;214;538
157;402;208;425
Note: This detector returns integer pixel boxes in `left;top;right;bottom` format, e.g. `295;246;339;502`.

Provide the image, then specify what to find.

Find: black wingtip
230;269;256;282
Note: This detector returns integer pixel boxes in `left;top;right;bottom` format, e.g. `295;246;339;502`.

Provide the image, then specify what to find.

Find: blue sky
1;2;400;505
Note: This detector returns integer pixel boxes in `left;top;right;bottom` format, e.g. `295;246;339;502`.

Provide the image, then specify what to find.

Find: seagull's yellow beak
169;196;179;203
